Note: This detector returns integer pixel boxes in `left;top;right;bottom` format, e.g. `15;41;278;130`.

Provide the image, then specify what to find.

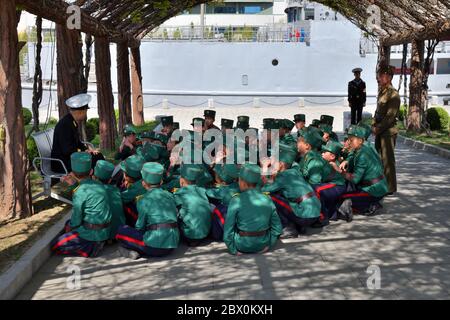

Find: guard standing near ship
348;68;367;125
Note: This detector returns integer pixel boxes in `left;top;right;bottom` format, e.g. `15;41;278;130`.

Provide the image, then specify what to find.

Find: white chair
31;128;72;205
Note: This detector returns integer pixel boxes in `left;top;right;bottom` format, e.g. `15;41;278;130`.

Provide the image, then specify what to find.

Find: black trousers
351;105;364;125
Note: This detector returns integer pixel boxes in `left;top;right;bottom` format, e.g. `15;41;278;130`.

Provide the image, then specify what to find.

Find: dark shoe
310;219;329;228
364;203;383;216
338;199;353;223
280;224;299;239
118;246;141;260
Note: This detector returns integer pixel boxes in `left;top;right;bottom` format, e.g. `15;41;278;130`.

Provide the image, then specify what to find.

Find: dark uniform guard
204;110;220;130
348;68;367;125
51;94;104;173
372;65;400;195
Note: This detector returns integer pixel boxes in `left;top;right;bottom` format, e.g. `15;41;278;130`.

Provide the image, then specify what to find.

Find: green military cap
214;164;237;184
319;123;333;134
358;123;372;140
239;163;261;184
138;142;160;162
120;155;144;179
347;125;366;139
204;110;216;119
71;152;92;175
173;122;180;130
161;116;174;127
278;143;297;165
322;140;343;157
320;115;334;126
139;131;156;140
281;119;295;130
154;133;169;145
94;160;115;181
180;164;202;182
294;114;306;123
123;124;137;136
141;162;164;185
237;116;250;123
302;131;323;149
378;64;395;76
311;119;321;127
191;117;205;126
221;118;234;129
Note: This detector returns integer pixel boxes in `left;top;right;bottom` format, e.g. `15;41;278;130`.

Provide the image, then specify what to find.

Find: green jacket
350;144;388;197
104;184;125;240
206;182;240;206
70;179;112;242
374;84;401;136
224;189;282;255
299;150;343;186
121;180;146;204
135;188;180;249
174;185;212;240
262;168;321;219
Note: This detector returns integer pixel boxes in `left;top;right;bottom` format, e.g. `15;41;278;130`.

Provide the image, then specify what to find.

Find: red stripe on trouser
76;250;89;257
271;196;293;213
124;206;138;220
116;234;145;247
315;184;337;200
52;233;79;251
341;192;370;199
213;208;225;225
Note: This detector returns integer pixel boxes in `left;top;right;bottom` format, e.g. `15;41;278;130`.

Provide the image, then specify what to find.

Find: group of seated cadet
52;110;389;259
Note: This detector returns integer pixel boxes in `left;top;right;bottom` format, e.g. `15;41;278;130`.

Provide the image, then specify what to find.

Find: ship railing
143;24;311;43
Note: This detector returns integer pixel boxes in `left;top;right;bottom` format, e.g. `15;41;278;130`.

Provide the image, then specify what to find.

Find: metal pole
200;4;205;39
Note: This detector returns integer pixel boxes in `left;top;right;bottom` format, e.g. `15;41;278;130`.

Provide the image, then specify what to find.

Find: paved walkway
16;140;450;300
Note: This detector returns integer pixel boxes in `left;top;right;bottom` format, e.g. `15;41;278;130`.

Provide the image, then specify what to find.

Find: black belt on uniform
294;192;315;204
83;222;111;230
360;175;385;187
238;229;268;237
146;222;178;231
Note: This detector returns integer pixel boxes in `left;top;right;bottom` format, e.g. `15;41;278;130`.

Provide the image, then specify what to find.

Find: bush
398;105;407;122
27;137;39;164
48;117;58;126
23;108;32;125
426;107;449;131
85;121;97;142
87;118;100;134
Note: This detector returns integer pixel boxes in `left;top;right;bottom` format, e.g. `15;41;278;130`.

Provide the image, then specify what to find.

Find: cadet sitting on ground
261;144;321;239
51;152;112;257
115;124;139;161
92;160;125;241
221;119;234;132
339;126;388;217
174;165;212;247
223;164;282;255
116;162;180;260
208;163;241;241
120;155;146;226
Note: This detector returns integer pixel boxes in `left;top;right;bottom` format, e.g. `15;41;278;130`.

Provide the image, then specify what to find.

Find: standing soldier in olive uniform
348;68;367;125
372;65;400;195
51;153;111;257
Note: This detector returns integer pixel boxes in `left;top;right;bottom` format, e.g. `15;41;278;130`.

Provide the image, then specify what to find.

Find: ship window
272;59;279;66
238;3;272;14
437;58;450;74
305;8;315;20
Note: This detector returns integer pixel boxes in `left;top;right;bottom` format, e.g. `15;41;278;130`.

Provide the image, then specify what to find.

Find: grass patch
398;123;450;151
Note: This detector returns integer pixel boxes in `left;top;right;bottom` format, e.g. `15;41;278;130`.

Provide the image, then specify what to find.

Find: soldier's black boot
118;246;141;260
280;223;299;239
338;199;353;223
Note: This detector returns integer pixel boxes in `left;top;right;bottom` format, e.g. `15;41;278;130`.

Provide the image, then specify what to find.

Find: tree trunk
56;24;83;119
95;37;117;151
117;42;132;133
0;0;32;220
130;46;144;126
31;16;43;135
408;40;425;132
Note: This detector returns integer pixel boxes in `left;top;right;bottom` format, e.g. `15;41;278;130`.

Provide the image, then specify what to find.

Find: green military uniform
94;160;125;240
223;164;282;255
207;164;240;206
135;165;180;249
115;124;138;161
373;67;401;194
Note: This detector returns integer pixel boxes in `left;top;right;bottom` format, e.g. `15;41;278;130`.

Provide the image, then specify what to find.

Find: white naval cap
352;67;363;73
66;93;92;110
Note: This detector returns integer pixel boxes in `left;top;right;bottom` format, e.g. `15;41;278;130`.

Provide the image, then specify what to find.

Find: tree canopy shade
15;1;450;47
